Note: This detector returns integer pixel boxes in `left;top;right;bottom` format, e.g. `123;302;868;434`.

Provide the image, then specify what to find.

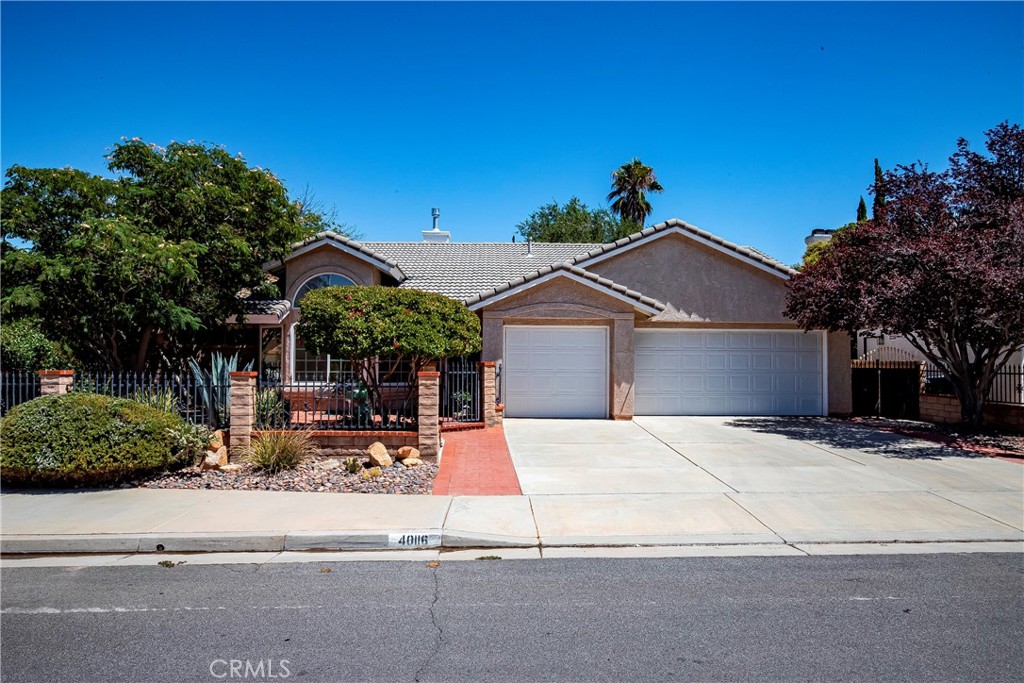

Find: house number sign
388;533;441;548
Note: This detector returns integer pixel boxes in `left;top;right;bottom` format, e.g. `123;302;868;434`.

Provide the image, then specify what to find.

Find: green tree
607;158;664;227
787;123;1024;428
872;158;886;218
516;197;629;243
856;196;868;222
296;286;481;415
1;139;323;370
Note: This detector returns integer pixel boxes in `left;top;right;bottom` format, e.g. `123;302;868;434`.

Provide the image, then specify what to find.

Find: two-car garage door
634;330;824;416
502;326;825;418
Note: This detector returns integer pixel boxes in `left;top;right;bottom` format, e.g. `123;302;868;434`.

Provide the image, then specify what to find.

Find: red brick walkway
433;426;522;496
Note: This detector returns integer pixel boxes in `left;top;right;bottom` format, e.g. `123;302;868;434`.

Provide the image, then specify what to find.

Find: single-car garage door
504;326;608;418
635;330;824;416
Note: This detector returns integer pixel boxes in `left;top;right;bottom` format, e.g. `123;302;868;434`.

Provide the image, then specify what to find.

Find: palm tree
606;158;664;228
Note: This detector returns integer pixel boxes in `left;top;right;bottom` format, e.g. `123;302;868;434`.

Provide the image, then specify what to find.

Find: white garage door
504;326;608;418
635;330;824;416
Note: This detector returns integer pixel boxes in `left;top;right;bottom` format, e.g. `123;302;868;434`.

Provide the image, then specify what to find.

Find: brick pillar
38;370;74;396
228;371;257;462
480;362;497;427
417;366;441;459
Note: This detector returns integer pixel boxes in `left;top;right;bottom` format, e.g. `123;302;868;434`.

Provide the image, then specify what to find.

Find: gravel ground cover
849;416;1024;458
139;457;438;494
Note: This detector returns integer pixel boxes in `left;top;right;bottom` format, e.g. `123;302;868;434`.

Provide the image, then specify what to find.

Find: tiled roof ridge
565;218;799;277
463;261;666;312
289;231;407;279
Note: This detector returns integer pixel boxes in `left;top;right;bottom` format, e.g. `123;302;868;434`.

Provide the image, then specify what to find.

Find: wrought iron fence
71;370;223;427
256;378;417;431
0;370;41;416
923;362;1024;406
440;357;481;423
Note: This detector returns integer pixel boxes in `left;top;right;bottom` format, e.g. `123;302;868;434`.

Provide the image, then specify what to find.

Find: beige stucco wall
587;232;793;324
284;245;380;303
827;330;853;416
479;276;639;419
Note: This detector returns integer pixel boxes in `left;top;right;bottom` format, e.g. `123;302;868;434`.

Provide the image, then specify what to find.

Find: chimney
422;207;451;243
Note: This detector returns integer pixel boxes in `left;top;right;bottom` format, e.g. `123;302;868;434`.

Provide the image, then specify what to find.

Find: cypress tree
872;158;886;218
856;196;868;222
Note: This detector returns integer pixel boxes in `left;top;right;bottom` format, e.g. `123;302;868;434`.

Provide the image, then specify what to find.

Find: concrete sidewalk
2;484;1021;555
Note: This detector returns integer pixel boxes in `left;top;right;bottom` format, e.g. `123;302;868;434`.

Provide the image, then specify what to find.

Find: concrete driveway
503;416;1024;545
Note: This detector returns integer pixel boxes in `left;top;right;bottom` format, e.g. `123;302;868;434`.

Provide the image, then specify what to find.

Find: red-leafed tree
785;122;1024;428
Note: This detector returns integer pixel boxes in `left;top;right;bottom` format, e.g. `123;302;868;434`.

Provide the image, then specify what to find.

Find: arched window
293;273;355;307
292;273;354;382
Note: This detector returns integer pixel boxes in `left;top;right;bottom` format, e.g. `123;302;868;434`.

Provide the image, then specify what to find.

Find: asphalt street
1;553;1021;682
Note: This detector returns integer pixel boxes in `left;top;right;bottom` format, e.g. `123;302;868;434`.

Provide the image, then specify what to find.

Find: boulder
366;441;393;468
402;458;424;468
220;463;244;473
318;458;341;471
397;446;420;461
209;430;224;451
214;445;228;467
200;451;221;472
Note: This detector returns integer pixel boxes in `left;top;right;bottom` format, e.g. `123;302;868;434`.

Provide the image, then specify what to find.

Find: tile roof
278;219;794;306
241;299;292;317
360;241;599;300
463;262;667;312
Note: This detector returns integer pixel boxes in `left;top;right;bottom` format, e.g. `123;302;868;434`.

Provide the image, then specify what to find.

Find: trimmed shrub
0;393;200;486
245;431;318;473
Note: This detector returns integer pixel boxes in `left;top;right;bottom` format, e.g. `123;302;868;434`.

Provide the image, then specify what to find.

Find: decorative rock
200;452;221;472
366;441;393;468
397;446;420;461
209;430;224;451
318;458;341;470
402;458;424;468
214;445;228;467
219;464;244;473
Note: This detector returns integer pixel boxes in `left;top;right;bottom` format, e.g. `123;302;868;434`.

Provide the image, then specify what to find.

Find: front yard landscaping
139;457;438;494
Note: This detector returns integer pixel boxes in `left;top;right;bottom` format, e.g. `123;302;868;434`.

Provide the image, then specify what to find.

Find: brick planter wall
920;393;1024;430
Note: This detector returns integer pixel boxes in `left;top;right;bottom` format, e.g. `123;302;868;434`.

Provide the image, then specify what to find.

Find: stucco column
38;370;74;396
480;315;503;363
611;317;635;419
228;371;257;462
479;362;497;427
417;366;441;459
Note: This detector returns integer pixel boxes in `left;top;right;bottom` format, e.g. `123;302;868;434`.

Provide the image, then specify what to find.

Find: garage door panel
504;326;608;418
728;354;751;371
635;330;823;416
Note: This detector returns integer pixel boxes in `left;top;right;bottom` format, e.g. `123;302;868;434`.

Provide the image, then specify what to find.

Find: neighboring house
236;218;853;420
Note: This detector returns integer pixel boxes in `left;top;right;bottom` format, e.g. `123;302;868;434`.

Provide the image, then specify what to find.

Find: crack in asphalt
413;564;443;683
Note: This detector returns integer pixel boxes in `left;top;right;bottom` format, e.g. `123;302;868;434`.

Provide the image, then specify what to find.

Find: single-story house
238;218;852;419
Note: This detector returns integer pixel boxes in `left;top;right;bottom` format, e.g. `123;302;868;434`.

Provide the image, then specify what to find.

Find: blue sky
2;1;1021;266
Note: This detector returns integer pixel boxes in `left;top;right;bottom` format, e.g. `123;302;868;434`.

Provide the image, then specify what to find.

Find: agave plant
187;352;253;429
254;387;291;429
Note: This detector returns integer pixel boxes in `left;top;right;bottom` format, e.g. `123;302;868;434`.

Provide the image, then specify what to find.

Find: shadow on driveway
724;417;982;461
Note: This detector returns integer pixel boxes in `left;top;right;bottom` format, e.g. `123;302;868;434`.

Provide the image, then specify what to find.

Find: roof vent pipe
526;236;533;257
422;207;451;243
